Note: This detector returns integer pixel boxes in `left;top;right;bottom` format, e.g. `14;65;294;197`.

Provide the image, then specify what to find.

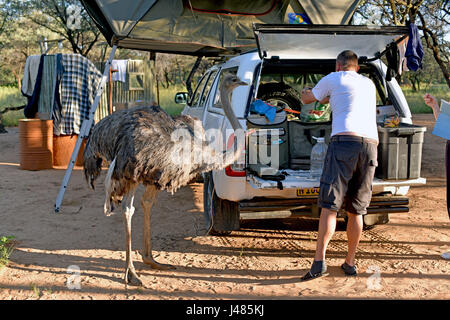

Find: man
300;50;379;281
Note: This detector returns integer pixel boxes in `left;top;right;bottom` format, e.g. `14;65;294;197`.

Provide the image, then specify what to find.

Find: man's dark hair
336;50;359;69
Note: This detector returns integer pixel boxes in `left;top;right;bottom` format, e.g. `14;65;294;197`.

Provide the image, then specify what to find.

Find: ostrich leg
104;158;116;216
121;184;142;286
141;185;175;270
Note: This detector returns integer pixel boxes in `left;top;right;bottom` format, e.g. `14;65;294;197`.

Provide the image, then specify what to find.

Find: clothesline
21;55;132;136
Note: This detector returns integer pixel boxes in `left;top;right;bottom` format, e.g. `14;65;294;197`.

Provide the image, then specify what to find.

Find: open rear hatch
248;24;427;192
253;24;409;60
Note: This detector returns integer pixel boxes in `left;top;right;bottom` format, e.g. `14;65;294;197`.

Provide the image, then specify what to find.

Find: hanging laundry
397;36;409;75
110;59;127;83
37;55;57;120
51;54;65;135
57;54;102;135
385;42;399;81
23;55;45;119
21;55;43;98
405;22;424;72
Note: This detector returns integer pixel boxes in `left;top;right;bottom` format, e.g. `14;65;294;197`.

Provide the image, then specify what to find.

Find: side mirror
174;92;189;104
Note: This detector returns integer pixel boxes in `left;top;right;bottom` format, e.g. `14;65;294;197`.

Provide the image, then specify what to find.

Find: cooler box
376;123;426;180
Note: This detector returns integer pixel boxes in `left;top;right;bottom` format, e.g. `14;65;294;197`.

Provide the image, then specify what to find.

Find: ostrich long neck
219;84;245;168
220;86;242;131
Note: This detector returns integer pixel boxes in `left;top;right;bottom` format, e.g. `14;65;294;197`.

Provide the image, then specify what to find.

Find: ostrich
83;75;247;285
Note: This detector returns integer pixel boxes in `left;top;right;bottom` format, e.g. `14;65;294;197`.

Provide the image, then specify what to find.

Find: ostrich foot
142;255;175;270
124;267;143;286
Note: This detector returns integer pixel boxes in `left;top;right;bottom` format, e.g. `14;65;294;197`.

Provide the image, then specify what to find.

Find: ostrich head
222;74;248;92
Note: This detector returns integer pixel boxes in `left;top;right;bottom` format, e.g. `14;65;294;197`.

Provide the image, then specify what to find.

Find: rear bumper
238;195;409;219
213;169;426;202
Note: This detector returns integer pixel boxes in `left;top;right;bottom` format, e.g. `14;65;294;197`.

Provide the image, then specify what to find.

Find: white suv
179;24;426;234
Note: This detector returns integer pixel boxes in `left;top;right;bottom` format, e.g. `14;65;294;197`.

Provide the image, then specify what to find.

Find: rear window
258;63;388;106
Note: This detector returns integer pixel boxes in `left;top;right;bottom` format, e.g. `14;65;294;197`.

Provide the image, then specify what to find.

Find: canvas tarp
81;0;361;56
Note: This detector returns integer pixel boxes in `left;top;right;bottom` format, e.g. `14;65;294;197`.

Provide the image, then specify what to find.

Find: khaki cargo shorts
318;135;378;215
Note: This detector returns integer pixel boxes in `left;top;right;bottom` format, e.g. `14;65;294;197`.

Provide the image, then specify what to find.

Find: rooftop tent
80;0;361;56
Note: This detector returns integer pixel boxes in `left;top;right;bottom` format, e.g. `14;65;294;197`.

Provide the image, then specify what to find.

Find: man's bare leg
314;208;338;261
302;208;337;280
345;211;363;266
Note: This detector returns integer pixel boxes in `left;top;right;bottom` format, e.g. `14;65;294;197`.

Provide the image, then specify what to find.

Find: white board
432;100;450;140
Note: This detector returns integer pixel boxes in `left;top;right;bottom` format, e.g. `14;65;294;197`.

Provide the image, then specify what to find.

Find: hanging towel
385;42;400;81
51;54;65;135
37;55;57;120
21;55;42;98
405;23;424;72
23;55;45;118
250;99;277;123
398;36;409;75
110;59;127;83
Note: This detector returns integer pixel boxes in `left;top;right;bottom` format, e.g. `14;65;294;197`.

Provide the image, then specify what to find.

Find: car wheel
343;213;389;230
257;82;303;112
203;172;240;236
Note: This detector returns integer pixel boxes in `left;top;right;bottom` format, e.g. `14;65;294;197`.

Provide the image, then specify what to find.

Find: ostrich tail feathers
83;138;103;190
83;156;103;190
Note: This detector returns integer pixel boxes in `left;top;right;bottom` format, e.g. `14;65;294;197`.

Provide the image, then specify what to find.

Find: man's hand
424;93;438;109
301;87;316;104
424;93;439;120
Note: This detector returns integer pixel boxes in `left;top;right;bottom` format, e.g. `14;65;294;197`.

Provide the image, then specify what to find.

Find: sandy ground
0;113;448;300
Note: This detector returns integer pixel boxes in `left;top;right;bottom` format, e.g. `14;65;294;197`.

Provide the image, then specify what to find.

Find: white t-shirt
312;71;378;141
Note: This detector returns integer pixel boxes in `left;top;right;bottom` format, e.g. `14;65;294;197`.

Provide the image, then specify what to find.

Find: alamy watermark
168;126;281;170
66;265;81;290
366;265;382;290
66;5;82;30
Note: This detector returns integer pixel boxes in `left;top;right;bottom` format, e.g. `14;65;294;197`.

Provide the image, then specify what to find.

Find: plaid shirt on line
58;54;102;135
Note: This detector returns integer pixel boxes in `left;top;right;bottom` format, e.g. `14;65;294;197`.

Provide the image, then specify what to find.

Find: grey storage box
376;123;426;180
288;120;332;170
247;111;289;171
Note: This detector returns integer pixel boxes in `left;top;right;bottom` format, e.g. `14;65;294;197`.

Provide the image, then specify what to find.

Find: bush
0;86;27;127
0;236;16;269
402;83;450;114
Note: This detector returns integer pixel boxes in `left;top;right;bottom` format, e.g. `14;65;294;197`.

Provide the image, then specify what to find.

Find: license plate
297;187;320;197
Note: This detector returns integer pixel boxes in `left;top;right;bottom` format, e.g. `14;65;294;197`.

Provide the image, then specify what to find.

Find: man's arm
301;75;331;105
301;87;329;105
318;96;330;104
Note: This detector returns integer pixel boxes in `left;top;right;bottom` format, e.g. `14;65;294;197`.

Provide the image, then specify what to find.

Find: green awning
81;0;361;56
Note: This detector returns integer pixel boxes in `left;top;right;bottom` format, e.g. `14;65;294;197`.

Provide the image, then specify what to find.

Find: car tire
257;82;303;112
203;172;240;236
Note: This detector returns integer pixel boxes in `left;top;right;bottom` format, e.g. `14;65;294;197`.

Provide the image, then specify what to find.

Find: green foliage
0;235;15;269
158;84;186;116
0;86;26;126
402;83;450;114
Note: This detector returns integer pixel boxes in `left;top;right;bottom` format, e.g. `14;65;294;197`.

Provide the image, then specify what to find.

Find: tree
0;0;20;38
0;17;54;90
355;0;450;88
20;0;104;58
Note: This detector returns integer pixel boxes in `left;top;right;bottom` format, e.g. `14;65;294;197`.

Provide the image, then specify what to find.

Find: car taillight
225;132;246;177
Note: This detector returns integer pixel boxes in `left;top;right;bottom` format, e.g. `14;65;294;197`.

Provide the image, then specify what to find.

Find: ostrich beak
238;80;248;86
